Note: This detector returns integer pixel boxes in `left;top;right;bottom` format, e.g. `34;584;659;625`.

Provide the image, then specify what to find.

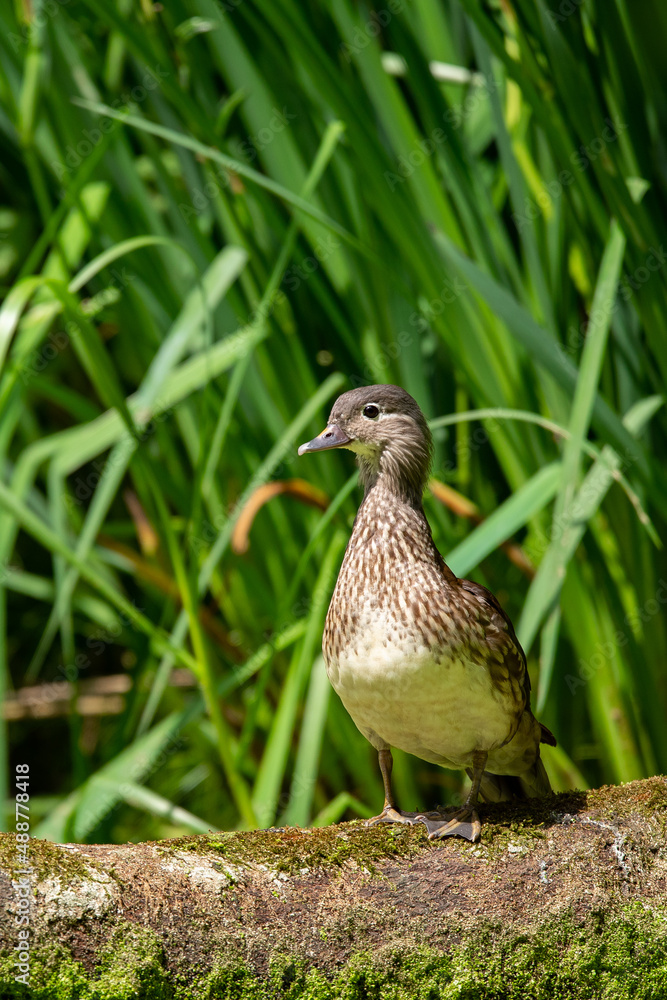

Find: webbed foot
366;806;432;827
415;807;481;843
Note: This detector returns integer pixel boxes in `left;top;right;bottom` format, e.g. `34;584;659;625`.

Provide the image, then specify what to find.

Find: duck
298;384;555;841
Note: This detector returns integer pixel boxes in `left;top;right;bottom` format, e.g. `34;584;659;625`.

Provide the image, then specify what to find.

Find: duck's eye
363;404;380;419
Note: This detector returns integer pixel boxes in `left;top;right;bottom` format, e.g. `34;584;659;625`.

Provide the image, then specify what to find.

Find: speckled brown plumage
298;384;555;841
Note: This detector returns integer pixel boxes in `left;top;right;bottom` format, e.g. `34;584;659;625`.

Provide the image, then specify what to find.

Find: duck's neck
356;455;426;510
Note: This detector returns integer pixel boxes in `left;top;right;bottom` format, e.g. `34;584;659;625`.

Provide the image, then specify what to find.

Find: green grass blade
446;462;561;578
281;655;331;827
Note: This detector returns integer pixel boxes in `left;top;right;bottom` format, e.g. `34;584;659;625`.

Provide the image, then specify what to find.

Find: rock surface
1;777;667;998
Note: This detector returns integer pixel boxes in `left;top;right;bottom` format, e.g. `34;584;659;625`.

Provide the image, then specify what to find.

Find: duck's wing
458;576;556;747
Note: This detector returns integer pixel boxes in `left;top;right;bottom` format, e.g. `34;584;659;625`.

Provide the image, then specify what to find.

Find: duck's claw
366;806;432;827
414;807;481;843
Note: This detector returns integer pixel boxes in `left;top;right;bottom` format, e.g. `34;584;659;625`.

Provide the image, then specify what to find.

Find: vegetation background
0;0;665;843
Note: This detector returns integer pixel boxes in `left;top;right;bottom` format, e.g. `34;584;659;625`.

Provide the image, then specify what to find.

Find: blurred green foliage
0;0;665;842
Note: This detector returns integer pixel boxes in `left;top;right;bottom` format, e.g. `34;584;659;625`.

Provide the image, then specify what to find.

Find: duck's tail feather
540;722;557;747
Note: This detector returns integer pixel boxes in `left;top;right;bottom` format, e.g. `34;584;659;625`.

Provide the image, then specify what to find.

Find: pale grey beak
298;424;352;456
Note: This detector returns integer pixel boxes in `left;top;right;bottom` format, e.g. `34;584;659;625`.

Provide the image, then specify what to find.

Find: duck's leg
366;747;427;826
414;750;486;843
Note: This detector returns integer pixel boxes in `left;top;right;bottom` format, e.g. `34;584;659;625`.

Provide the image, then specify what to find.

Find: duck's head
298;384;432;500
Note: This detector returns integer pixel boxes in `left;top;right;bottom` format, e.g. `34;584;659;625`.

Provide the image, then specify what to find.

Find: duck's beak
298;424;352;456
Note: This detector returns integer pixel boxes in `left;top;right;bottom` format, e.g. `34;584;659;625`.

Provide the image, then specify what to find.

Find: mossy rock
1;778;666;999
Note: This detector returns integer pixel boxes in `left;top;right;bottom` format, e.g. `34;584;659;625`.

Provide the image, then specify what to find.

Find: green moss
477;790;585;833
3;904;665;999
0;922;170;1000
478;818;548;861
162;821;430;875
159;778;666;873
0;943;89;1000
587;776;667;827
93;922;171;999
0;834;95;883
187;905;667;999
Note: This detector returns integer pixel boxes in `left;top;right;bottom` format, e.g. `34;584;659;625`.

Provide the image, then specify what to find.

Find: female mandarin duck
298;384;555;842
